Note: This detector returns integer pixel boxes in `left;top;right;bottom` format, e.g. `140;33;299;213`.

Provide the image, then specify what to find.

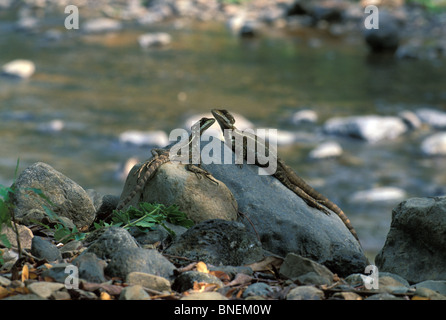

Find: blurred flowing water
1;15;445;257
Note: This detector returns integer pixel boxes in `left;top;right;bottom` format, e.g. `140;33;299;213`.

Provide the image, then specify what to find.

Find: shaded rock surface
30;236;61;261
165;219;264;267
202;141;367;277
375;196;446;283
106;247;176;279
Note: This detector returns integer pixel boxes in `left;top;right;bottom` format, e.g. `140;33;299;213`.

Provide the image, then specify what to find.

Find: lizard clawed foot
186;164;219;185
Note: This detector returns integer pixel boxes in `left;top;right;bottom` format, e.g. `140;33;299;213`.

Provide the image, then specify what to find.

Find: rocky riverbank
1;151;445;300
1;0;446;60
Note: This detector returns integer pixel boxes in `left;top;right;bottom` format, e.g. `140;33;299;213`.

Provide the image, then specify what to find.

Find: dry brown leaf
0;286;10;299
226;273;252;287
245;256;283;273
209;270;231;283
412;296;430;300
21;264;29;282
100;292;112;300
196;261;209;273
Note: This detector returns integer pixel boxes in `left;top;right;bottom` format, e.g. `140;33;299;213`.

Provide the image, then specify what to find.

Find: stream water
1;15;445;257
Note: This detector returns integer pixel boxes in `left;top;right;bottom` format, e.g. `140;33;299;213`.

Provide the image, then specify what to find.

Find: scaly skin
211;109;360;243
116;117;216;211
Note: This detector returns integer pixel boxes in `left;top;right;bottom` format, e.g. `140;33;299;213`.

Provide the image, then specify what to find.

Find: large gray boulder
375;196;446;283
12;162;96;229
201;140;368;277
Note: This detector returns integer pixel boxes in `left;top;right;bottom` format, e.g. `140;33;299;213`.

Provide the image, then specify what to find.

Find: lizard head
211;109;236;131
197;117;215;135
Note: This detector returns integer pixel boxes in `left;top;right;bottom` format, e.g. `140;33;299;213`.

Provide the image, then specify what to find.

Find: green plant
107;202;194;236
0;159;21;264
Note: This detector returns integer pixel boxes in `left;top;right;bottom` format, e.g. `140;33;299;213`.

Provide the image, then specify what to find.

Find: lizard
211;108;360;242
114;117;217;212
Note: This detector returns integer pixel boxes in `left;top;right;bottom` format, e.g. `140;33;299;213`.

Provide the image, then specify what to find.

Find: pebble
412;280;446;296
291;109;318;124
242;282;274;298
138;32;171;48
420;132;446;156
119;285;150;300
308;141;343;159
28;282;65;299
324;115;407;143
350;187;406;203
31;236;62;262
126;272;171;292
416;108;446;129
119;130;169;147
82;18;122;34
180;292;228;300
286;285;325;300
1;59;35;79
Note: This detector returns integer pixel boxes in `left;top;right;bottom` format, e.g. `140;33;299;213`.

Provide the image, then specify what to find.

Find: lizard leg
185;164;219;185
135;148;166;179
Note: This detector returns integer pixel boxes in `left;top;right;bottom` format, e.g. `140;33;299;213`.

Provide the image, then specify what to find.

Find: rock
180;291;228;300
126;272;171;292
350;187;406;203
130;222;187;245
0;275;11;287
82;18;122;34
286;285;325;300
375;196;446;283
279;253;334;285
72;253;106;283
12;162;96;230
412;280;446;296
413;287;446;300
87;191;119;222
308;141;343;159
295;272;332;286
119;285;150;300
365;293;403;300
269;129;298;146
331;291;362;300
59;240;83;258
84;227;139;260
138;32;171;48
2;224;33;251
323;115;407;143
421;133;446;156
398;111;422;130
27;282;65;299
119;130;169;148
202;140;368;277
36;120;64;133
41;263;74;283
363;10;401;53
105;248;176;280
1;59;35;79
378;276;408;294
242;283;274;298
291;109;318;124
31;236;62;261
172;271;224;293
416;108;446;129
165;219;263;267
117;162;238;223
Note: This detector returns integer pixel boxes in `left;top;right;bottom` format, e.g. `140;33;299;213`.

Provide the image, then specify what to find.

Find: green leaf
0;233;11;249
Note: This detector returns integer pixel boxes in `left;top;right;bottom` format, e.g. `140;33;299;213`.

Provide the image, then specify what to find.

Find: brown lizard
211;109;360;242
115;117;217;212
